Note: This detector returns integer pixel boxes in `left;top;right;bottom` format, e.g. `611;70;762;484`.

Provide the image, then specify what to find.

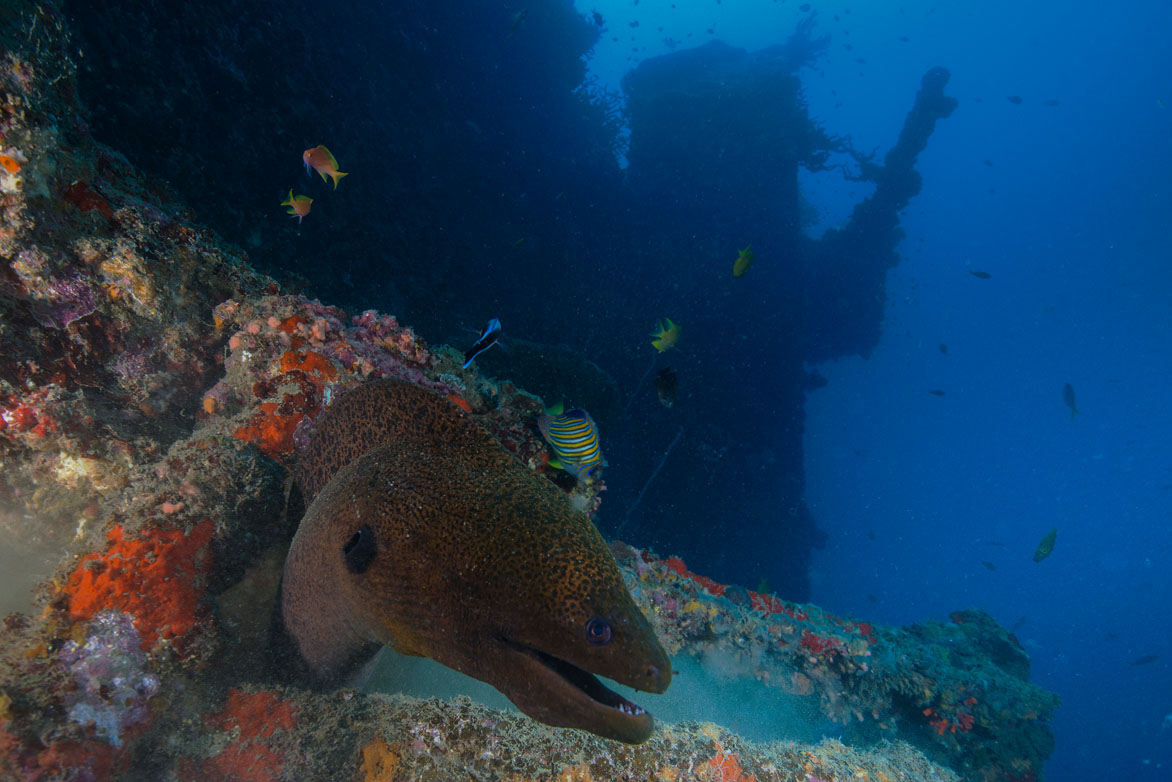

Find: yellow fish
281;190;313;223
302;145;348;189
732;244;754;277
650;318;680;353
1033;528;1057;562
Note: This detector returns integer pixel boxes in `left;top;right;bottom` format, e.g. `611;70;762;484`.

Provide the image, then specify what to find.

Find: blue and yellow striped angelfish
537;402;606;482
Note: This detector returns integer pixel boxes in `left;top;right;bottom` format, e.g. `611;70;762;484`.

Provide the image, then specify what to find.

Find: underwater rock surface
0;3;1056;780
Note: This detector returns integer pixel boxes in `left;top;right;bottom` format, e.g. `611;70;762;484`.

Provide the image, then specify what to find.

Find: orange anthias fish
302;145;348;189
281;190;313;223
0;154;20;174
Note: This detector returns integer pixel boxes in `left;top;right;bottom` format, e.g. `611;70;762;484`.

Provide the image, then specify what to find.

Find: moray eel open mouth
500;637;656;743
280;379;672;744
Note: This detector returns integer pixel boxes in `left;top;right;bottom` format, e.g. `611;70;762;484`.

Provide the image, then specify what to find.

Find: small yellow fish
1033;528;1057;562
732;244;754;277
303;145;348;189
281;190;313;223
650;318;680;353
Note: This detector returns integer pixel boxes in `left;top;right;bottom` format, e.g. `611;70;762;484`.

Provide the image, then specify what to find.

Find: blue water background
581;0;1171;779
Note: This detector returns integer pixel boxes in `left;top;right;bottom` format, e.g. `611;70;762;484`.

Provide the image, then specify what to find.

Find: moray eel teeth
501;637;654;741
280;379;671;744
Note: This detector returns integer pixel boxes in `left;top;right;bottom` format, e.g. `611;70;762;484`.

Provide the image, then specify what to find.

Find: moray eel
281;379;671;743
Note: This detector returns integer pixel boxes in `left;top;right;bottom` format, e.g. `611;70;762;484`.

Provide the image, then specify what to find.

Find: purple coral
109;337;155;380
35;271;98;329
58;611;160;745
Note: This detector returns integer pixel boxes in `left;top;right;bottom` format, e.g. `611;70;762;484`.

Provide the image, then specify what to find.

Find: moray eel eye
585;617;612;646
342;525;376;574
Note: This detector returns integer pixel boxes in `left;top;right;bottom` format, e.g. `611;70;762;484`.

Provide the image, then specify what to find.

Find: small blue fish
463;318;502;368
537;403;605;482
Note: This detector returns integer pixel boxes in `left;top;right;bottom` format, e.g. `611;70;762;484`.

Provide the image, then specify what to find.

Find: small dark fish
1007;95;1023;104
980;560;997;571
1044;98;1060;106
802;371;828;390
1011;616;1027;633
723;584;751;607
969;270;993;279
1033;528;1057;562
867;530;877;541
1063;383;1079;420
866;593;878;603
655;367;678;408
591;9;604;26
507;8;527;38
1131;654;1159;666
462;318;502;368
983;159;993;167
928;389;947;396
800;3;811;10
938;343;948;354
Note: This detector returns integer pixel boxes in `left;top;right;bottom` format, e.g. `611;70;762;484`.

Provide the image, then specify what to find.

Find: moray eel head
281;380;671;743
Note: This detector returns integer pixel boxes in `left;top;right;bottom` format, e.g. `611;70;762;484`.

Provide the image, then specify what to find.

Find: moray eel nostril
279;379;671;743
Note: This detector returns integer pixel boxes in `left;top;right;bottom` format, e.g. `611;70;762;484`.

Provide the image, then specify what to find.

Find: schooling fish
650;317;680;353
1033;528;1057;562
281;380;669;743
462;318;501;368
655;367;677;408
303;145;348;189
1062;383;1079;420
969;270;993;279
281;190;313;223
732;244;754;278
538;403;605;482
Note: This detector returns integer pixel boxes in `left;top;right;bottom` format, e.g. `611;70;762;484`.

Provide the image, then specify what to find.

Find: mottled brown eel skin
280;379;671;743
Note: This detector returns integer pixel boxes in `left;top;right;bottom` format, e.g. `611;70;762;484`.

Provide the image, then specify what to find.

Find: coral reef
615;546;1059;781
65;521;216;654
0;3;1054;781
